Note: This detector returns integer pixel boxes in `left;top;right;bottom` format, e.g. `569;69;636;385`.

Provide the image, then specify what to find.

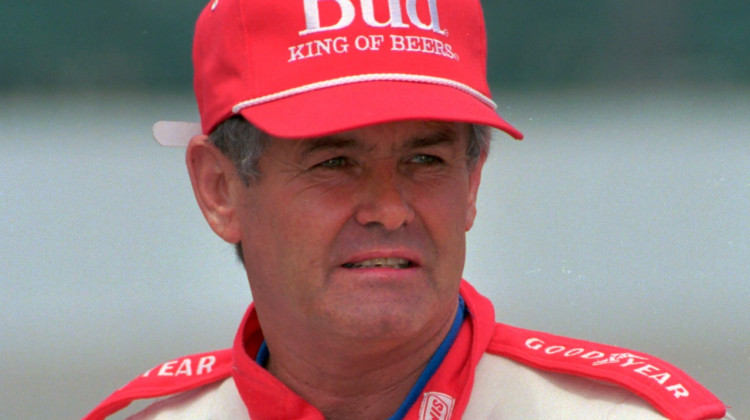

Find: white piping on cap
231;73;497;113
154;74;498;147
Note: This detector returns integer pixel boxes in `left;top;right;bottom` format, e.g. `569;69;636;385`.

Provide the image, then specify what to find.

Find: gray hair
208;115;271;185
208;115;491;263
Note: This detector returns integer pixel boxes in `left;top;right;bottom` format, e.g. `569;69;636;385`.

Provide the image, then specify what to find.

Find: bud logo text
288;0;457;63
301;0;444;36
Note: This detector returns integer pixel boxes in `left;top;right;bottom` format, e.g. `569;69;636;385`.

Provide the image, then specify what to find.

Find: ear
186;135;243;244
465;153;487;232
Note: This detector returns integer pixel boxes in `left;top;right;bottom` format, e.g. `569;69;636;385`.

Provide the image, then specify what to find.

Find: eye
409;154;443;165
316;156;349;168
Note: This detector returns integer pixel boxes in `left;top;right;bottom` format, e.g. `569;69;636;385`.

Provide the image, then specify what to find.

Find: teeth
346;258;410;269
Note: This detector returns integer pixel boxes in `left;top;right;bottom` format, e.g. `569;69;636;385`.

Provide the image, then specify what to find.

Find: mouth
342;257;414;269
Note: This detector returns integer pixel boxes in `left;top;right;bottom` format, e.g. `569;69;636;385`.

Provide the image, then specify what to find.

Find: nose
354;165;415;231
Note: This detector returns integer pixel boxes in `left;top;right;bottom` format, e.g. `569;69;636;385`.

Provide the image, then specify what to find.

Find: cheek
410;179;471;268
242;189;353;270
414;178;471;228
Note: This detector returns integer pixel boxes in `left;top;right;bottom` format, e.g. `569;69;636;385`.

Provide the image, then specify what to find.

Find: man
85;0;729;419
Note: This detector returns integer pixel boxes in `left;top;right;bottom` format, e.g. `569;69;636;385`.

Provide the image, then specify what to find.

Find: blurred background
2;1;748;419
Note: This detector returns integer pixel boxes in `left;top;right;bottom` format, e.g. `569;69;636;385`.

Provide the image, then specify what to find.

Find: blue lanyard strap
256;340;270;366
255;297;467;420
387;296;466;420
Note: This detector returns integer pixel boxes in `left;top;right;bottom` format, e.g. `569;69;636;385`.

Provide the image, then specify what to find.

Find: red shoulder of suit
82;349;233;420
487;323;727;420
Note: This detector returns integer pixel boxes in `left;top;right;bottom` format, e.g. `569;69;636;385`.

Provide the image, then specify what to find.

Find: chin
319;294;444;341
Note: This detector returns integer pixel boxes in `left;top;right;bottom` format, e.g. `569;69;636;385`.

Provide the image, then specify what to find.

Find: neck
262;305;459;420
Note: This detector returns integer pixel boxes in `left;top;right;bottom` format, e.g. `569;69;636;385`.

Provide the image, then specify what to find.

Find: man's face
235;120;485;342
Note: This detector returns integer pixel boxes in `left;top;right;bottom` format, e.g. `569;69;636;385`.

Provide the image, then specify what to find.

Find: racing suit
84;281;729;420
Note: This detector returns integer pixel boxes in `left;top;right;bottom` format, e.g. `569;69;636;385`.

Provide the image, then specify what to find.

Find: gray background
2;1;748;419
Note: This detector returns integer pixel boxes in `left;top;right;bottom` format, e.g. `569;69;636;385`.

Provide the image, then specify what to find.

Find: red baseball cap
153;0;523;146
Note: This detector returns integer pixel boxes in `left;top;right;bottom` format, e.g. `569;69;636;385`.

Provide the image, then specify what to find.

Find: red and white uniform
84;281;729;420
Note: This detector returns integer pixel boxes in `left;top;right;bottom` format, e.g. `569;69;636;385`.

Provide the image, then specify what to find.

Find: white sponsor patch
419;392;455;420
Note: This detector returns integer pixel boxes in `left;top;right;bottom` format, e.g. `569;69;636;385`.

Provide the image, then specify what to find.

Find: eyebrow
298;136;359;156
297;124;462;156
405;126;460;150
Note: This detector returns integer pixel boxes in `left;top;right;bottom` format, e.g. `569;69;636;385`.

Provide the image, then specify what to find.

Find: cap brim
153;121;202;147
153;81;522;146
243;81;523;140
